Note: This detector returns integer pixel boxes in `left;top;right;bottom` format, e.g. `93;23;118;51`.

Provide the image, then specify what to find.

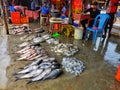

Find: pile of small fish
10;24;33;35
51;43;79;56
62;57;85;76
16;44;48;61
14;57;62;84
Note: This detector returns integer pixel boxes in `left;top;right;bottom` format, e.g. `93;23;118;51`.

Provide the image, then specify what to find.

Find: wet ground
0;22;120;90
0;26;10;90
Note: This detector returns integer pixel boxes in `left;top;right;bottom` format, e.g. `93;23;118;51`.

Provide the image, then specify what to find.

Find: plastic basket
11;12;20;24
10;6;15;12
21;16;29;24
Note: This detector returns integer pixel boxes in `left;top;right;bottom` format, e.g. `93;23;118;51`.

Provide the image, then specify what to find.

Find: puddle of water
104;42;120;68
0;35;10;89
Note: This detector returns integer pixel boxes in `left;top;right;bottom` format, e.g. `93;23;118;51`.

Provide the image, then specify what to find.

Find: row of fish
16;44;48;61
11;24;33;35
51;43;79;56
14;34;63;84
14;57;62;84
62;57;85;76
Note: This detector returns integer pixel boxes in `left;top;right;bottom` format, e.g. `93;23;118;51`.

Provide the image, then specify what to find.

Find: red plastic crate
11;12;20;24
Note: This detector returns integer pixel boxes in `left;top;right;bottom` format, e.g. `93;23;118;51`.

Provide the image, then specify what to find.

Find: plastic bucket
74;27;83;39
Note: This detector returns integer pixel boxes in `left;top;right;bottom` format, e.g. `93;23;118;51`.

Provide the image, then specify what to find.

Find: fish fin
15;77;21;81
26;80;33;84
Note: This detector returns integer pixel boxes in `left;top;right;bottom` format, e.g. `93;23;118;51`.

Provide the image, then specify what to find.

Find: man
81;2;100;33
61;3;66;15
39;2;49;25
104;0;119;38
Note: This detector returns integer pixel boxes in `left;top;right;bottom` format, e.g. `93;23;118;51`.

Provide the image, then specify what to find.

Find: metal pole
0;0;9;35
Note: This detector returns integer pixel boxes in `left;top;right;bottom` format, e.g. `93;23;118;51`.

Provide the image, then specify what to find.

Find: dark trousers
104;13;115;35
81;19;94;32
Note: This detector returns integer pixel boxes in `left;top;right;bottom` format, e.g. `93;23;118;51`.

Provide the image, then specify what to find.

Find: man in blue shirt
39;2;49;25
61;3;66;15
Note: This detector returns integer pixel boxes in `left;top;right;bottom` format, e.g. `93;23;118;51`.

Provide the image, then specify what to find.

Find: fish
42;34;51;40
40;63;52;69
20;56;48;70
18;42;30;48
15;68;43;81
26;53;37;60
43;69;62;80
16;46;30;54
20;48;35;54
19;49;35;58
17;52;37;61
13;65;39;75
42;57;55;62
27;68;52;84
28;54;43;61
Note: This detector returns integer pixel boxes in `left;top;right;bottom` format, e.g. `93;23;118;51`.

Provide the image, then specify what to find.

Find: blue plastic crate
10;6;15;12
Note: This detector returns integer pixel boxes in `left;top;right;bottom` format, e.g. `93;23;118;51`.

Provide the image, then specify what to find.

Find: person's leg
104;13;114;37
45;14;49;25
88;20;94;27
108;13;114;36
80;19;88;31
0;17;3;25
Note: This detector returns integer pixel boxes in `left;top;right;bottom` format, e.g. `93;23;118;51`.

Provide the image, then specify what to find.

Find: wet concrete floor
0;26;10;90
0;23;120;90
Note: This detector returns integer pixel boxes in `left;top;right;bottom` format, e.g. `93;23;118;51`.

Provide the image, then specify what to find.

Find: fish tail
15;77;21;81
13;72;18;76
26;80;33;84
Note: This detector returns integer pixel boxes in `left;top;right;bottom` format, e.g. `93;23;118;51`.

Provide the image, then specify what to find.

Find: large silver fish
14;65;39;75
20;56;48;70
42;57;55;62
15;68;43;81
43;69;62;80
27;68;52;84
39;63;52;69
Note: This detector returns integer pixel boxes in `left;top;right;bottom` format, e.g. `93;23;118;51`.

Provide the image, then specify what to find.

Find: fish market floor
1;23;120;90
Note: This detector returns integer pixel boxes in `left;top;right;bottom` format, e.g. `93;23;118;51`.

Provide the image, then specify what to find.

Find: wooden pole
0;0;9;35
68;0;72;18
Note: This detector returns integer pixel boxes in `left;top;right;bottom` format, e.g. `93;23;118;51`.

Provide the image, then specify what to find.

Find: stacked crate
11;12;21;24
11;12;29;24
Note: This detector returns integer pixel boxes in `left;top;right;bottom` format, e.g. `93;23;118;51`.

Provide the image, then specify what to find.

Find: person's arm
37;6;41;12
105;0;110;8
84;8;91;13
